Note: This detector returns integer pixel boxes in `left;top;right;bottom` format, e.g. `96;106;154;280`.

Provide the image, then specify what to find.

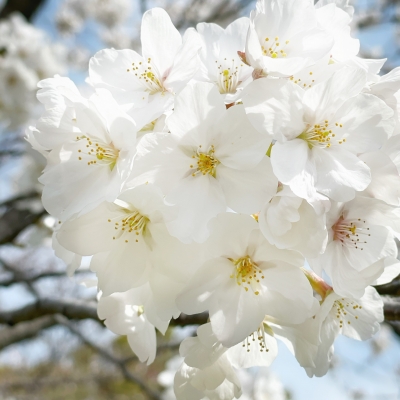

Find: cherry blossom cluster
0;14;65;129
56;0;133;48
29;0;400;398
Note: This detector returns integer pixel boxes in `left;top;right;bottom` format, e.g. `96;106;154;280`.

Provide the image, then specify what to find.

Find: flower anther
229;255;264;295
261;37;289;58
127;57;164;94
190;145;220;177
332;298;362;328
215;58;245;94
76;135;119;170
332;216;371;251
297;120;345;149
242;324;271;352
108;209;149;243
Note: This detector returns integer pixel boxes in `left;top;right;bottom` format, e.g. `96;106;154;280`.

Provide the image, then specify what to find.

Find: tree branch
1;294;399;330
0;0;45;21
0;296;210;327
0;191;39;208
0;269;88;287
55;314;162;400
0;298;99;326
382;296;400;322
0;315;56;350
171;312;208;327
375;278;400;296
0;207;46;244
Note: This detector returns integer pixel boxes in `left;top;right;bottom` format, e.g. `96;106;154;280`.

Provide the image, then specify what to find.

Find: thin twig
0;315;56;350
0;269;89;287
0;207;47;244
0;297;99;326
0;191;39;208
54;314;162;400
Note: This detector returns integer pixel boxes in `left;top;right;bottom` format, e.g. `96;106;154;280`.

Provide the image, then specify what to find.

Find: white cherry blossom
315;0;354;17
298;275;383;377
57;184;175;295
359;151;400;206
0;14;66;128
89;8;201;129
34;76;137;220
177;213;318;347
243;67;394;202
196;18;253;102
308;196;398;298
98;286;169;365
130;82;277;243
26;1;400;381
258;185;328;258
245;0;334;77
315;2;359;63
174;323;259;400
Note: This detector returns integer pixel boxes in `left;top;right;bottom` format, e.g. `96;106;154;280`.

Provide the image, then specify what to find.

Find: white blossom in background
0;14;66;129
56;0;132;36
27;0;400;398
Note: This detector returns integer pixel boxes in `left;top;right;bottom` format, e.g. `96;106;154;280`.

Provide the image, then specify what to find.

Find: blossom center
332;216;371;250
229;255;264;295
332;299;362;329
215;58;245;94
76;135;119;170
261;36;289;58
297;120;344;149
127;57;164;94
108;209;149;243
289;70;316;89
242;324;271;353
190;145;220;177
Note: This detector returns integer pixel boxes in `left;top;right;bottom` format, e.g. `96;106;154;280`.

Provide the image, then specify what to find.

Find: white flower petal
218;157;277;214
141;8;182;75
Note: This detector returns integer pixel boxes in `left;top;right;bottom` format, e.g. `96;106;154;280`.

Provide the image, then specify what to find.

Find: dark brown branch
0;257;41;298
0;191;39;208
0;297;210;328
0;207;46;244
375;278;400;296
0;269;88;287
0;0;45;21
382;296;400;322
0;315;56;350
0;298;99;326
387;321;400;337
171;312;208;327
